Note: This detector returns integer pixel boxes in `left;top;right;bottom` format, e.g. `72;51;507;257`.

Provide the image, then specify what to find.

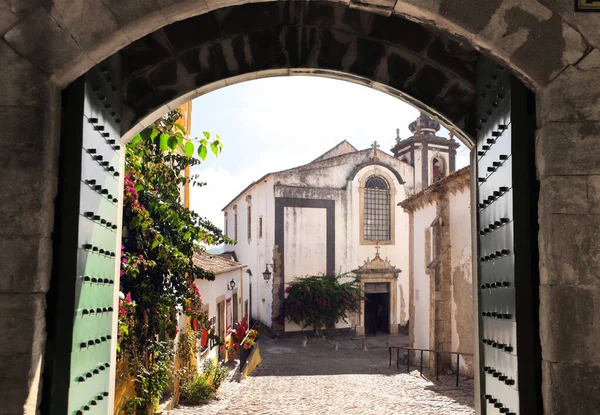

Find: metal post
436;352;439;380
407;349;410;373
397;347;400;369
420;350;424;375
389;347;391;367
456;354;460;387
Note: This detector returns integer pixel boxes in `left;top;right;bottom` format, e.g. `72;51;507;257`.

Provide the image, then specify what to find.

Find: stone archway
2;1;600;414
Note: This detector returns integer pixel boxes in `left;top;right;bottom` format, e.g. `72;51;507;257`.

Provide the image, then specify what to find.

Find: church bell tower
391;112;460;193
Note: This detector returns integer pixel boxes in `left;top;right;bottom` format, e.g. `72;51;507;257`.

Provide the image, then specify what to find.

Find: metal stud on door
43;57;122;415
475;57;542;415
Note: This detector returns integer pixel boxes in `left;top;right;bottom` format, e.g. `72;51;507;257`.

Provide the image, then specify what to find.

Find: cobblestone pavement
170;334;474;415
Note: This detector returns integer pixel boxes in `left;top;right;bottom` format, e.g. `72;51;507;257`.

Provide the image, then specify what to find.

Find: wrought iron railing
388;346;474;387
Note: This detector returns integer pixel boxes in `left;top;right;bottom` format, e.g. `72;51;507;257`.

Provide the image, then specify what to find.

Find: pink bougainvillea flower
220;346;224;351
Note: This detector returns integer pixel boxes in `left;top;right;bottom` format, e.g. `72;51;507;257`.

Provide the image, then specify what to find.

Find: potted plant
239;329;259;368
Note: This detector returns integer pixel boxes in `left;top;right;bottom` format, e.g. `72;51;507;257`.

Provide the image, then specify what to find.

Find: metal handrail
389;346;474;387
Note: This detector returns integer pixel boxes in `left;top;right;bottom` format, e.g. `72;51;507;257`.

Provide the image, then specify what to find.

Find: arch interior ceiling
118;1;480;134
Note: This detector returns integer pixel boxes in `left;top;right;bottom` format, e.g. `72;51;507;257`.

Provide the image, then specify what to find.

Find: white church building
222;113;465;338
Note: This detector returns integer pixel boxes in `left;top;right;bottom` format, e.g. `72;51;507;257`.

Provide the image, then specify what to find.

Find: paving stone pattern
170;334;474;415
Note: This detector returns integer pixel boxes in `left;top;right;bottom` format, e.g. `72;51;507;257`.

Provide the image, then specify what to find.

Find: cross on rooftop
375;243;381;256
371;141;380;158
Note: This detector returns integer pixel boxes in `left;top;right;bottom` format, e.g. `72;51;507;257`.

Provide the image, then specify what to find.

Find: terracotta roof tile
192;250;245;275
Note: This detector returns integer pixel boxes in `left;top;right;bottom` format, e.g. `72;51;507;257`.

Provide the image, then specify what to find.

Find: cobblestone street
170;334;474;415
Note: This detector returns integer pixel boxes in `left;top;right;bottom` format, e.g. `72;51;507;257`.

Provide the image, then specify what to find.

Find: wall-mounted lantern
227;279;236;291
262;264;273;281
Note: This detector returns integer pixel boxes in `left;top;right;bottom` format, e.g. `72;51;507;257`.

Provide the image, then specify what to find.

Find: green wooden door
43;58;122;415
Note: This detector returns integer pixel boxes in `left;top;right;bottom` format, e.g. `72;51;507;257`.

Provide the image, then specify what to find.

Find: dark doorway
365;291;389;335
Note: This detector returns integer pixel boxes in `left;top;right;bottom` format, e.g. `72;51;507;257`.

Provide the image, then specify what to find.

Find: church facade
222;113;469;342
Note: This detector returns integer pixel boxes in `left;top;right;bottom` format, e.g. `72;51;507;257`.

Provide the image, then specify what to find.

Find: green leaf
151;239;159;249
210;141;219;156
159;133;169;152
150;127;159;140
184;141;194;158
174;123;187;135
134;184;143;191
131;134;142;146
203;131;210;140
168;135;178;150
183;231;191;240
198;144;207;161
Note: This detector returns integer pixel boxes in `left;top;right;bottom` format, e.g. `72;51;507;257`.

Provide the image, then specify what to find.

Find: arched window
364;175;391;241
432;156;446;183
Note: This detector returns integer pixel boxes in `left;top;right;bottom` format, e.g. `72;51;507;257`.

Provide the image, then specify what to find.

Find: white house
400;167;473;376
191;251;247;361
222;113;465;338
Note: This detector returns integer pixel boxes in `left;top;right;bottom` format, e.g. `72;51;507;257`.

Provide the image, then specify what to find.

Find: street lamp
226;278;236;291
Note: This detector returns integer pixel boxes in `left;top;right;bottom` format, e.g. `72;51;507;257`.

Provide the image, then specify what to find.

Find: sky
189;76;470;234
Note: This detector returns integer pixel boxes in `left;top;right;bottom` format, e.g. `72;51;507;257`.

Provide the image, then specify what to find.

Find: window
363;175;390;241
432;156;446;183
224;212;228;238
247;205;252;241
259;216;263;238
233;206;238;240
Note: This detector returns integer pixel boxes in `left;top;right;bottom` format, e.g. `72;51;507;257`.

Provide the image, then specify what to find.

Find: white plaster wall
190;268;243;366
413;144;423;192
194;268;243;328
412;202;437;351
448;187;474;375
283;206;327;332
224;176;275;327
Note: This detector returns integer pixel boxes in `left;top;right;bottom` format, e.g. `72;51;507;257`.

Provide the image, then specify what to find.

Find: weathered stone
161;12;221;53
159;0;209;24
540;284;600;365
0;0;43;35
0;294;46;353
539;176;600;217
0;106;59;237
3;6;85;76
386;46;420;91
0;2;19;37
349;36;387;79
0;40;53;108
538;0;600;50
536;122;600;178
539;65;600;124
404;63;449;105
479;2;586;84
367;13;433;54
49;0;126;64
578;48;600;71
0;236;52;293
539;214;600;286
425;36;476;83
542;360;600;415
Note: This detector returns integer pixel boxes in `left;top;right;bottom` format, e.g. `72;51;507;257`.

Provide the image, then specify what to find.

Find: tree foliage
119;109;234;413
282;275;363;336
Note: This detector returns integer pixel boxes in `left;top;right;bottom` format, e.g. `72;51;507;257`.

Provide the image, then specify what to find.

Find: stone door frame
357;276;399;336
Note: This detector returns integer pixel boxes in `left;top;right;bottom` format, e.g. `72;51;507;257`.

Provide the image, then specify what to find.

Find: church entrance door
364;283;390;335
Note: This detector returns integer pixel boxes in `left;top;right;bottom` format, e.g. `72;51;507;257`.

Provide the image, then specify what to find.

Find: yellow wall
175;101;193;209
